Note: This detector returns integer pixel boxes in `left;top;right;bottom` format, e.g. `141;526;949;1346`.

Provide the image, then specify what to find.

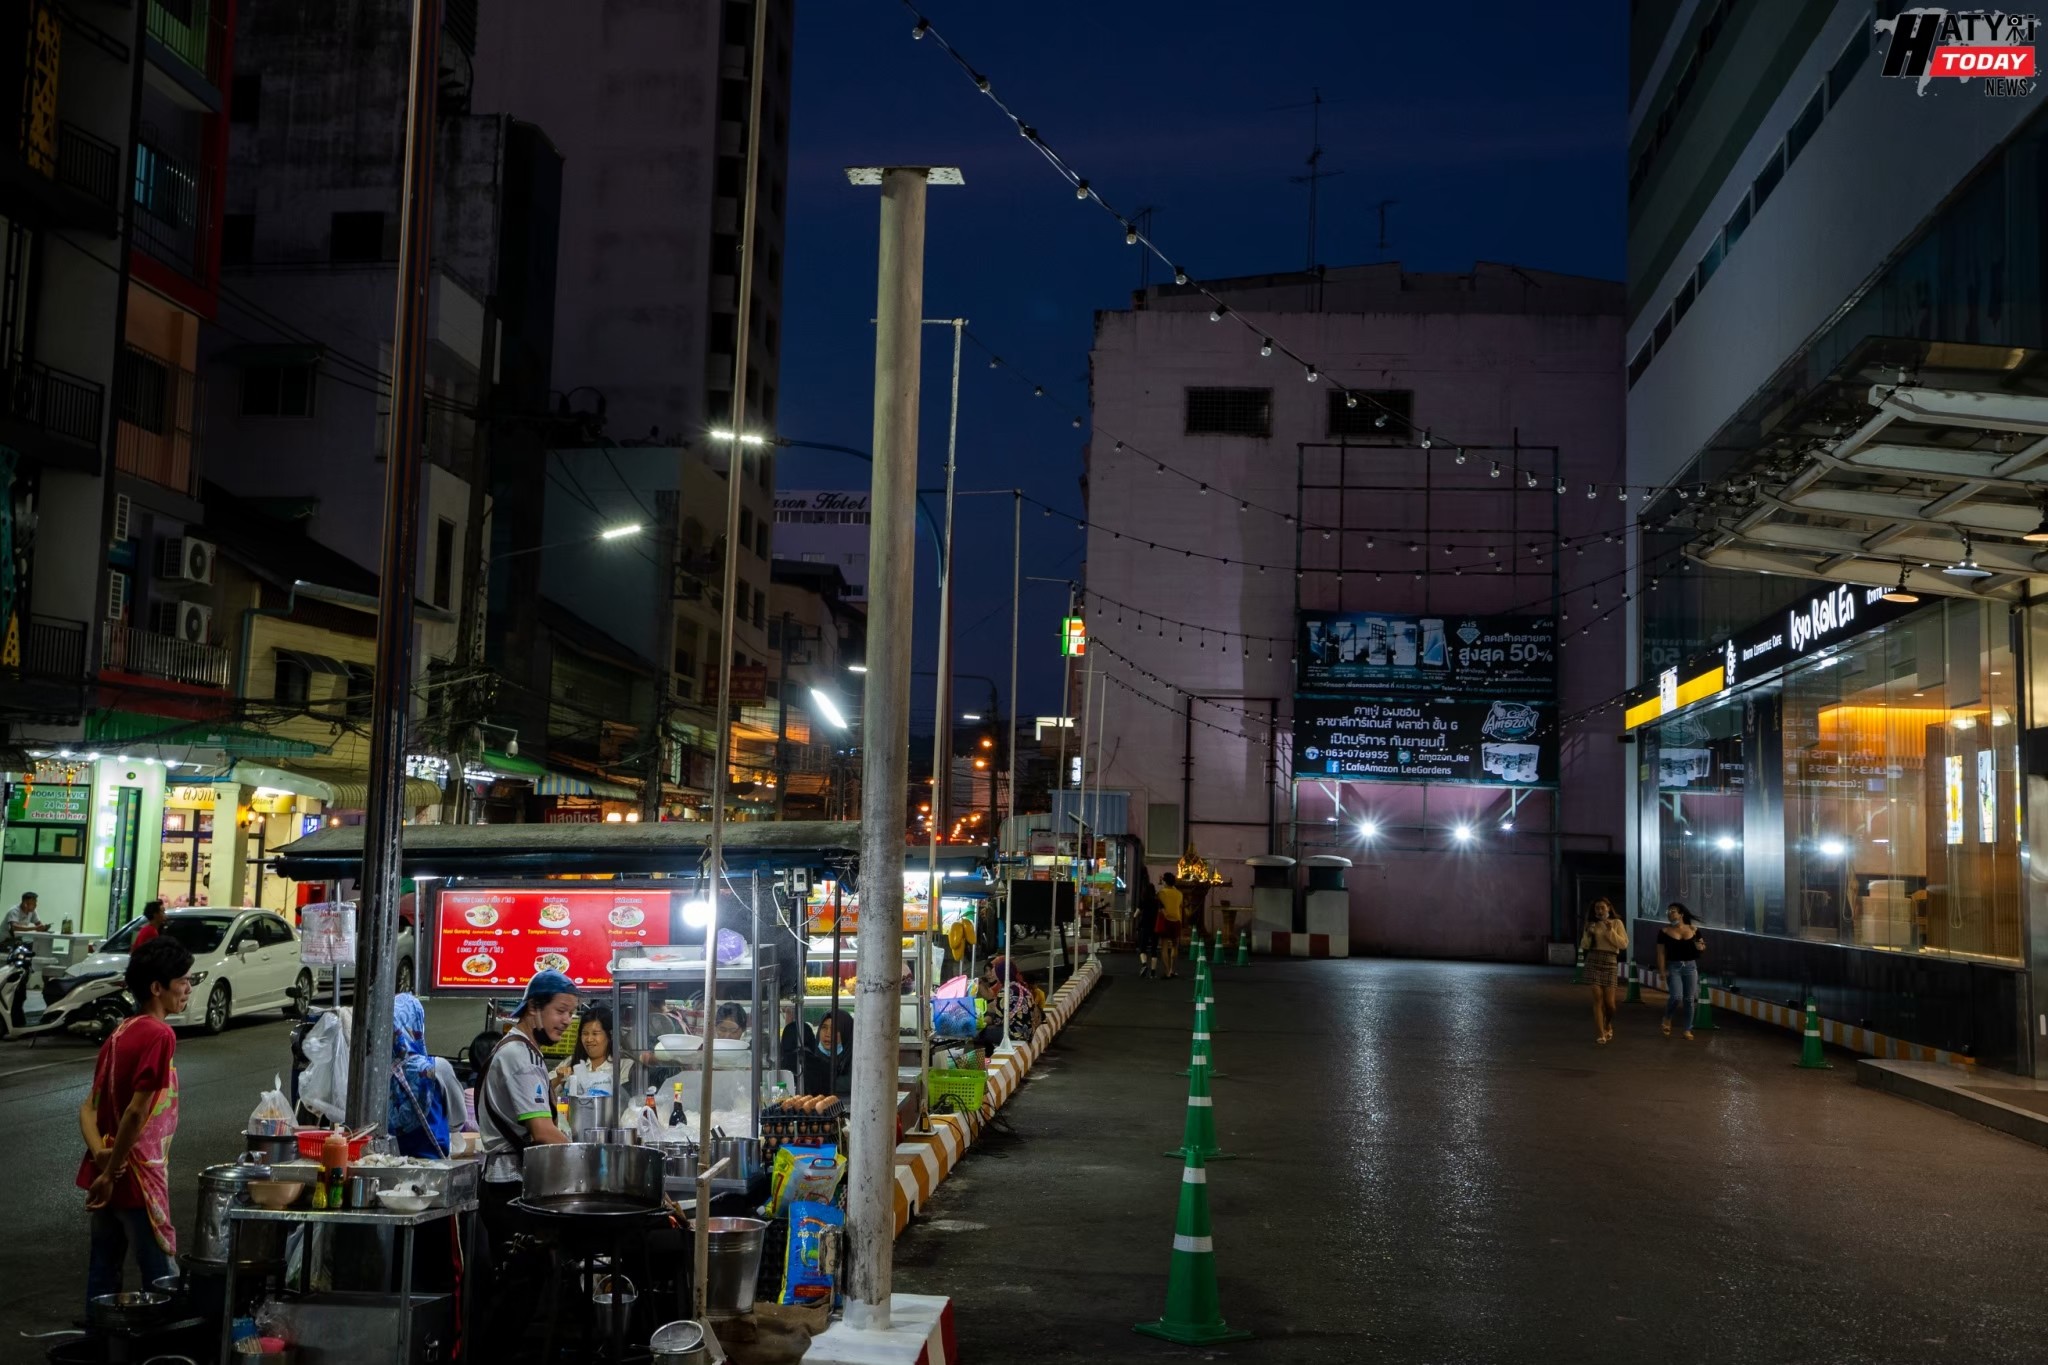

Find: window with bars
1326;388;1412;440
1184;386;1272;437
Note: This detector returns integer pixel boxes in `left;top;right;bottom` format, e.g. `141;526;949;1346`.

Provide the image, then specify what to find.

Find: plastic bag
779;1201;843;1306
930;997;977;1040
249;1076;294;1128
769;1145;844;1218
297;1010;351;1124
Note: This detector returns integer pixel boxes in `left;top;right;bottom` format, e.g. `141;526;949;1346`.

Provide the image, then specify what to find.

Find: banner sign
1294;696;1559;786
432;886;673;992
1297;611;1554;699
5;783;91;823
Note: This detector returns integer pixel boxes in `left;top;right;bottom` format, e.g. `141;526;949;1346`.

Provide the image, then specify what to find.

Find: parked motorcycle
0;942;133;1043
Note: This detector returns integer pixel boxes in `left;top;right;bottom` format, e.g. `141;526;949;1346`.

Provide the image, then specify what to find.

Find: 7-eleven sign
1060;616;1086;657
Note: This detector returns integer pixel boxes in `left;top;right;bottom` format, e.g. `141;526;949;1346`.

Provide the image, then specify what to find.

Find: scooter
0;941;133;1043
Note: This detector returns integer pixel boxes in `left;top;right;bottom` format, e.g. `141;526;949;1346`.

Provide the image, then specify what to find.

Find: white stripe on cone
1182;1166;1207;1184
1193;1032;1211;1041
1172;1234;1214;1253
1187;1096;1212;1107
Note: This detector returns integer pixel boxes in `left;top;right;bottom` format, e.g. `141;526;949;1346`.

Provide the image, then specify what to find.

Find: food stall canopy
273;818;865;879
532;769;638;798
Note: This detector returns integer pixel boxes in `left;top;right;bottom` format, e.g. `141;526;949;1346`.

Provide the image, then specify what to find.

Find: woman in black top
1656;902;1706;1040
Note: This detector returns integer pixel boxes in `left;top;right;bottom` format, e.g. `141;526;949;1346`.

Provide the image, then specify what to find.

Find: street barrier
1796;995;1832;1070
1624;958;1643;1004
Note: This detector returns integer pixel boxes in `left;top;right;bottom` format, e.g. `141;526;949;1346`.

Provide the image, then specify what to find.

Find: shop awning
231;762;337;800
84;710;321;759
275;647;352;677
262;764;443;810
275;818;863;878
533;769;637;799
482;748;549;778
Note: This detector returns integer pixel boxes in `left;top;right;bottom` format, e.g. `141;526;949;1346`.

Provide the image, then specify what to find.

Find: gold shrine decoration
1175;841;1229;887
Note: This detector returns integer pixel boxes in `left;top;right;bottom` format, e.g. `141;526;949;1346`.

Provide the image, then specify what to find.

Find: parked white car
68;907;310;1035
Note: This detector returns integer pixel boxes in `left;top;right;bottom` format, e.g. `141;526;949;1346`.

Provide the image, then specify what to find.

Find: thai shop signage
1294;696;1558;787
1296;611;1554;699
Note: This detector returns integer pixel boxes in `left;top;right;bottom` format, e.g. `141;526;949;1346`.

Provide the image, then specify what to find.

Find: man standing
4;891;46;946
130;901;167;950
77;935;193;1310
475;968;577;1353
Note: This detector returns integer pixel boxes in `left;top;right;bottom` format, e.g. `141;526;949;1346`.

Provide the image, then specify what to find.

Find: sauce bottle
319;1130;349;1211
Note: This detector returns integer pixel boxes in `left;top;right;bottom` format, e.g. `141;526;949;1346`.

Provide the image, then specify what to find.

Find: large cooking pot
189;1164;289;1270
521;1142;664;1213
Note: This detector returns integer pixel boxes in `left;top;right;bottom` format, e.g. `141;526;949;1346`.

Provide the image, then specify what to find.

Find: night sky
776;0;1628;729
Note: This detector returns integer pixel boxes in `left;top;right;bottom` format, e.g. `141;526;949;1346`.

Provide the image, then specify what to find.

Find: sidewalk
896;955;2048;1364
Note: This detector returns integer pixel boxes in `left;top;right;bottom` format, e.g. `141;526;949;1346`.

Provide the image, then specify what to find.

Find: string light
1260;337;1274;357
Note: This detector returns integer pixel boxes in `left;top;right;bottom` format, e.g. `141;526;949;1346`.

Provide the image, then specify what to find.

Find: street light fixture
599;523;642;540
1452;824;1475;843
492;523;644;560
707;428;772;447
847;664;868;674
810;688;849;731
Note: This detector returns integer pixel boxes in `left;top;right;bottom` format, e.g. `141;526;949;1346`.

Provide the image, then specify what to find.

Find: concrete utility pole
346;0;440;1133
693;0;773;1322
918;317;963;1136
843;162;959;1331
772;609;794;819
442;295;496;828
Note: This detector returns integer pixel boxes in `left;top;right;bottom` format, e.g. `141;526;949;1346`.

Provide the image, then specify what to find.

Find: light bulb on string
1071;417;1081;429
1032;385;1044;397
1124;222;1138;245
1617;486;1628;501
1453;448;1466;465
1365;536;1375;550
1156;462;1165;474
1305;365;1319;382
1375;414;1388;429
1074;179;1089;199
1526;471;1539;488
1209;303;1228;322
1345;392;1358;409
1586;484;1597;499
1173;266;1188;285
1260;338;1274;357
1421;432;1434;450
1490;462;1501;478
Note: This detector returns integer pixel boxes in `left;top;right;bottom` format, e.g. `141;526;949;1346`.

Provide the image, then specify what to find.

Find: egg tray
762;1097;845;1149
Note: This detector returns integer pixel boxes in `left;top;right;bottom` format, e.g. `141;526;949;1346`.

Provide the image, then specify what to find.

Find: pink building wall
1084;264;1627;961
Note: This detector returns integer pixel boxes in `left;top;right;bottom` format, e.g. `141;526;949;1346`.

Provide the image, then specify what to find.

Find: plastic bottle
319;1130;349;1212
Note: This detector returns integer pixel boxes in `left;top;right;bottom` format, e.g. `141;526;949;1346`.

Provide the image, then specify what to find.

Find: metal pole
1048;583;1076;988
1068;639;1096;979
345;0;439;1133
998;493;1021;1050
773;610;793;820
917;320;962;1135
443;295;496;827
644;501;676;823
694;0;772;1319
846;167;932;1331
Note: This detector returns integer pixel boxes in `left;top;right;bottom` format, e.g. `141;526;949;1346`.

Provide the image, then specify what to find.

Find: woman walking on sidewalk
1132;865;1162;977
1156;873;1186;979
1580;898;1628;1043
1657;903;1706;1040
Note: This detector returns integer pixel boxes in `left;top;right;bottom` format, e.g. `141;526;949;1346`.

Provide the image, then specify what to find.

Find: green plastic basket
927;1066;989;1114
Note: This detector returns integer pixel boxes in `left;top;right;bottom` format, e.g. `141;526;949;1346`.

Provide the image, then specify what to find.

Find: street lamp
810;688;850;731
492;523;644;560
599;523;642;540
707;428;772;447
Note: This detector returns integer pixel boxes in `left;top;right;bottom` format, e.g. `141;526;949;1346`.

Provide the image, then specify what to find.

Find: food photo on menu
433;887;673;990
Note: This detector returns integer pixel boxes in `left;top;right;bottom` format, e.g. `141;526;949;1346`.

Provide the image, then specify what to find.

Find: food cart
265;820;876;1356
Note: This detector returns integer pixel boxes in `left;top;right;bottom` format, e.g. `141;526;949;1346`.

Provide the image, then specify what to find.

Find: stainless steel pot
243;1130;298;1165
564;1091;619;1141
189;1164;289;1269
649;1140;698;1180
87;1290;171;1333
520;1142;664;1210
706;1136;761;1183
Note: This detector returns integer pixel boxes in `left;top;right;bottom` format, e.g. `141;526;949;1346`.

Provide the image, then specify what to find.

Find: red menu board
432;886;672;992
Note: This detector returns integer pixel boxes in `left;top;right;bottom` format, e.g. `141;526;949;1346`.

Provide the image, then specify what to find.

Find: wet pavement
897;956;2048;1364
0;993;482;1345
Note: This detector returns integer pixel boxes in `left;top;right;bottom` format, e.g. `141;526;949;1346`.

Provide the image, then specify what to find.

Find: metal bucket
691;1216;767;1319
648;1318;710;1365
591;1272;638;1339
706;1136;761;1182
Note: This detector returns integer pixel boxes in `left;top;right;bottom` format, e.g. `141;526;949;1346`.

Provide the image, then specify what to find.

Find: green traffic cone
1191;933;1206;966
1174;998;1226;1078
1692;977;1716;1032
1234;933;1250;967
1165;1022;1233;1161
1571;946;1585;985
1624;958;1642;1004
1192;955;1211;1000
1795;995;1832;1069
1211;929;1222;961
1134;1145;1251;1346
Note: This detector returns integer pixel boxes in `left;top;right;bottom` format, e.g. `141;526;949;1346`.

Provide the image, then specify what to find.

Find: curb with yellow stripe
890;956;1104;1235
1642;969;1975;1069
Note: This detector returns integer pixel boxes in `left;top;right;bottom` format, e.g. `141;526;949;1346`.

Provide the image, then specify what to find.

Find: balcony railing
101;621;230;688
131;136;211;281
2;359;105;449
146;0;226;87
114;343;201;496
56;121;120;209
20;615;86;680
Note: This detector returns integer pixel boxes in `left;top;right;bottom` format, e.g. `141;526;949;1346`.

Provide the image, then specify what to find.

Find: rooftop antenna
1284;89;1342;274
1373;198;1397;261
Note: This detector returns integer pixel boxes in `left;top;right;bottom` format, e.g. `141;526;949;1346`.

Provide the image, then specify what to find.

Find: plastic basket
926;1067;988;1115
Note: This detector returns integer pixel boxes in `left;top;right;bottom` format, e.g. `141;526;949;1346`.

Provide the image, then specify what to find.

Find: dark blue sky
777;0;1627;728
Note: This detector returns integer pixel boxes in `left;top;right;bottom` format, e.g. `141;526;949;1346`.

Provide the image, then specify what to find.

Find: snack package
768;1144;844;1218
780;1201;844;1307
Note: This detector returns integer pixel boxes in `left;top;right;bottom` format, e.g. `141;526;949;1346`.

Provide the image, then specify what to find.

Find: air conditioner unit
107;570;129;621
150;599;212;644
160;536;216;585
110;494;131;545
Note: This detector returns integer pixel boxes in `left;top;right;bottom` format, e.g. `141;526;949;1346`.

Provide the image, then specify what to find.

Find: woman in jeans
1657;902;1706;1040
1579;898;1628;1044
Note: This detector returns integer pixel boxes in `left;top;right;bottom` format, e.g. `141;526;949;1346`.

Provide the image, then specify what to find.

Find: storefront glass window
1650;600;2020;961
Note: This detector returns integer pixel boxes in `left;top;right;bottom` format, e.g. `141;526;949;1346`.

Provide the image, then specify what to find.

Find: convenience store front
1628;587;2032;1072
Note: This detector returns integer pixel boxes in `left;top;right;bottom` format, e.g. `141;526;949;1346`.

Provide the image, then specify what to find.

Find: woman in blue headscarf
389;992;450;1158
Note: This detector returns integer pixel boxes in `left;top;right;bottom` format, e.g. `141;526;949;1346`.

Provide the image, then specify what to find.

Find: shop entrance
107;786;142;926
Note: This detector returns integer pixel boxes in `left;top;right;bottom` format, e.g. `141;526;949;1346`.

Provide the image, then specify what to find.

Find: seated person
553;1004;635;1097
802;1009;854;1098
714;1002;749;1041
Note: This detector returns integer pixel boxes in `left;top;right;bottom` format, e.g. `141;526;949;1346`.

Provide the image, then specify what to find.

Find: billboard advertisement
1293;696;1558;786
1296;611;1554;698
432;886;673;992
